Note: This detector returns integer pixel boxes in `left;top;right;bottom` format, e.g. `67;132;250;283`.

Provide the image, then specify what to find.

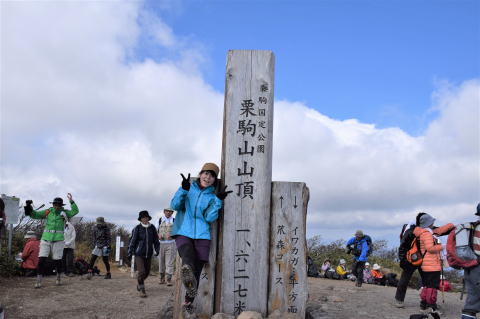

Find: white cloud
1;2;478;244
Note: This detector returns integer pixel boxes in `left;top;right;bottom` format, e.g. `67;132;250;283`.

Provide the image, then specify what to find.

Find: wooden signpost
172;50;308;318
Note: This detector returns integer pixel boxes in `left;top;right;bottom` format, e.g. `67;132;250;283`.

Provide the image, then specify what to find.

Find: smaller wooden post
268;182;309;318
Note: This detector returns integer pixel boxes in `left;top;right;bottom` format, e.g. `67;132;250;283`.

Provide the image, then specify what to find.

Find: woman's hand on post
216;185;233;200
180;173;191;191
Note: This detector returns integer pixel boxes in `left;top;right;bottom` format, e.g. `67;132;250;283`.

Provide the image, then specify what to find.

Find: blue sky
138;0;479;135
1;0;479;246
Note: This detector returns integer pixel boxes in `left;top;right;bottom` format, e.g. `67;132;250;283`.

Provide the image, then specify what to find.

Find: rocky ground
0;269;476;319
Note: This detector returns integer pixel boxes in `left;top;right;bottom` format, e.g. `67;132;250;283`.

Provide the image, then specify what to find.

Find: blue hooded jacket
170;181;223;240
346;236;369;262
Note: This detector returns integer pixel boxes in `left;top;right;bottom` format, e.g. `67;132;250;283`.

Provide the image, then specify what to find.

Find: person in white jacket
62;220;76;276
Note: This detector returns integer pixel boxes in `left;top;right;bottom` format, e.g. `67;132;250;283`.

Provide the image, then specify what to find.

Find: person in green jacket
24;193;79;288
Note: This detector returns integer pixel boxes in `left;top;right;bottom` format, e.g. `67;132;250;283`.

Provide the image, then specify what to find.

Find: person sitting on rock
336;259;349;280
363;262;373;283
321;259;332;277
371;263;387;285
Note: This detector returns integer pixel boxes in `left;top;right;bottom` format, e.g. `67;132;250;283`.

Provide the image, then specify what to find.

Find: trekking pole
440;250;445;304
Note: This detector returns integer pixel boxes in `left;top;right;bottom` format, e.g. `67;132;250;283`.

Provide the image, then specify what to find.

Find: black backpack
399;224;416;262
74;258;90;275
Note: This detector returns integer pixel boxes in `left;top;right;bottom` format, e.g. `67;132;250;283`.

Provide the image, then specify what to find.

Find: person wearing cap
371;264;386;286
346;230;369;287
20;231;40;276
158;208;176;286
87;217;112;280
335;259;349;280
460;203;480;319
24;193;79;288
363;262;373;283
413;212;454;313
127;210;160;297
170;162;232;314
62;219;76;277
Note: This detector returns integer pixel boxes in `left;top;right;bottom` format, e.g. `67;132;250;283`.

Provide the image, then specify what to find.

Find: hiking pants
395;263;419;302
353;261;365;284
419;270;440;306
463;264;480;316
159;241;176;278
89;254;110;273
62;248;74;274
135;256;152;285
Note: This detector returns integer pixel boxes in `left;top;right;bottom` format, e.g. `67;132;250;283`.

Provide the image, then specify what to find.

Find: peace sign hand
216;185;233;200
180;173;191;191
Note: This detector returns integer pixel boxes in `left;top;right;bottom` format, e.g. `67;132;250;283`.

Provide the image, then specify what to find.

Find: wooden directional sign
217;50;275;316
268;182;309;318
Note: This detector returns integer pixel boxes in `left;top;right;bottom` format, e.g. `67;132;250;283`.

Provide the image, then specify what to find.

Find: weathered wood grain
217;50;275;316
268;182;309;318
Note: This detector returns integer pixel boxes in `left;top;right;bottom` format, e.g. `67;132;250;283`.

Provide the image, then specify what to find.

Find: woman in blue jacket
170;162;232;313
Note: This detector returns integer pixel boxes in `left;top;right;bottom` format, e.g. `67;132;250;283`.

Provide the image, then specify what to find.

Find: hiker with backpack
24;193;79;288
170;163;232;315
128;210;160;297
412;213;454;314
346;230;371;287
158;208;176;286
446;203;480;319
87;217;112;280
394;212;454;308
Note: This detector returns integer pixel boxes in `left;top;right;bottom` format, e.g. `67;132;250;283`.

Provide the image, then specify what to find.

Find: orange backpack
406;237;425;266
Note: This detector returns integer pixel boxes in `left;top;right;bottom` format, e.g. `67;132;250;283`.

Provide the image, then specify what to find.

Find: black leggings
177;243;206;302
89;255;110;273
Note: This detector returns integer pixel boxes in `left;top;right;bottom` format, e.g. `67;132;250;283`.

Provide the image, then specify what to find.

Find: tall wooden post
217;50;275;316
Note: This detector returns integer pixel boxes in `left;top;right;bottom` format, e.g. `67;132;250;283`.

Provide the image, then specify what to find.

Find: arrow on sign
280;196;284;208
294;196;297;209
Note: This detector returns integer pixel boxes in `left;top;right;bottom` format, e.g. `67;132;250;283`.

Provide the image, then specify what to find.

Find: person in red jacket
20;231;40;276
438;275;452;292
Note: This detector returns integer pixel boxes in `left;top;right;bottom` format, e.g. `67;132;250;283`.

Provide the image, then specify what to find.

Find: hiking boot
87;270;93;280
138;285;147;298
393;299;405;308
166;278;173;286
34;275;43;288
159;278;166;285
420;300;427;311
355;281;362;287
181;265;197;299
104;272;111;279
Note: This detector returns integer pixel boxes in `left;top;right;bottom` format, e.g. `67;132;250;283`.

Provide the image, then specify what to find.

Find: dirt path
0;272;476;318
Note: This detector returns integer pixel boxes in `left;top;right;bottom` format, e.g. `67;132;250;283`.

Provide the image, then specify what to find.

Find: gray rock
306;304;328;319
211;313;235;319
237;311;263;319
157;292;174;319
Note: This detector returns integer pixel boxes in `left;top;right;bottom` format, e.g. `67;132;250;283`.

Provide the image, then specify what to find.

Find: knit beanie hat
419;213;435;228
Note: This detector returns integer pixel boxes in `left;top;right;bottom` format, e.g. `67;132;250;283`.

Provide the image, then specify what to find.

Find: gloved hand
60;212;67;219
24;200;33;216
180;173;191;191
216;185;233;200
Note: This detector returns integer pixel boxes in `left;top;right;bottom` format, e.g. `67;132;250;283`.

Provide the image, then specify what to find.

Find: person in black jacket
128;210;160;297
87;217;112;279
